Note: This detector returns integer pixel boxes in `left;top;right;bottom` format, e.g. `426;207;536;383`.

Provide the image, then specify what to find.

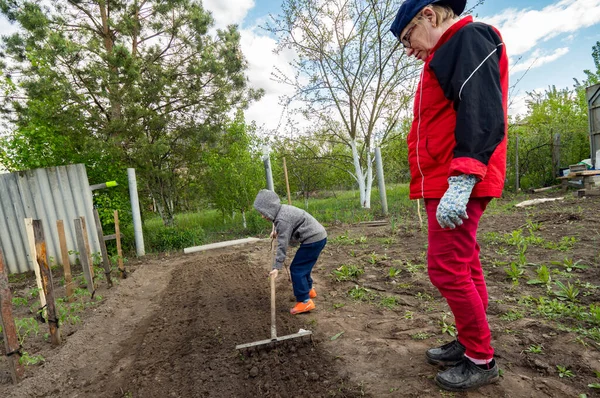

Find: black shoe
435;358;499;391
426;340;466;366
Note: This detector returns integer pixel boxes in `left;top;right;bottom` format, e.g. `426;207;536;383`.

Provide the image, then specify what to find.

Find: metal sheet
0;164;100;274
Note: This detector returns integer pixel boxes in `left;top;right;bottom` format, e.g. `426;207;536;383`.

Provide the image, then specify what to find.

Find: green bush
137;226;205;252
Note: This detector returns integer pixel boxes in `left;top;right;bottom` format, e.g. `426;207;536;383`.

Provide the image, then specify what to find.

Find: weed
524;344;543;354
333;303;345;309
16;317;39;345
12;297;28;307
500;310;524;322
551;257;589;273
527;265;551;287
415;292;434;301
554;280;580;302
332;264;364;282
405;261;426;274
388;267;401;278
383;237;395;245
505;263;524;284
348;286;376;302
379;296;400;309
411;332;431;340
439;313;457;337
556;365;574;378
332;233;356;245
19;351;45;366
403;311;414;320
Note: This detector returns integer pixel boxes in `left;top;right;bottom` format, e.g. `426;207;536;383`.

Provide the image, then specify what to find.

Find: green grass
126;184;413;253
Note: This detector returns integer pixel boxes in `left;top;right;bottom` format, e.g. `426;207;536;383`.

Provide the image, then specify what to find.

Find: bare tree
265;0;419;208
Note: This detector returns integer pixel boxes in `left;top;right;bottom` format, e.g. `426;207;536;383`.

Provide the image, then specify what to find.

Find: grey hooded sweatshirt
253;189;327;270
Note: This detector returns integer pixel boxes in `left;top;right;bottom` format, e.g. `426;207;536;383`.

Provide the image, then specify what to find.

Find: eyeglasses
400;23;417;48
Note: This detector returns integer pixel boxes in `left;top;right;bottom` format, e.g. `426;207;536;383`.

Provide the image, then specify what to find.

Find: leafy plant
411;332;431;340
12;297;28;307
405;261;426;274
524;344;544;354
554;280;580;302
500;310;524;322
16;317;39;345
379;296;400;309
348;286;376;302
505;263;524;284
551;257;588;272
556;365;574;378
388;267;401;278
439;313;457;337
527;264;552;286
19;351;45;366
332;264;364;282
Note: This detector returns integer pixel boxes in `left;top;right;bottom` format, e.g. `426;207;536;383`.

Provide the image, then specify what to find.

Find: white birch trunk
350;139;373;208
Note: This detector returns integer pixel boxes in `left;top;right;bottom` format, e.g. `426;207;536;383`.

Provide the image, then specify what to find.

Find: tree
200;112;264;228
0;0;262;225
265;0;419;208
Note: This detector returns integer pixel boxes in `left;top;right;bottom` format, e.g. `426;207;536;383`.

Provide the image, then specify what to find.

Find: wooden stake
32;220;62;346
93;209;113;288
80;216;95;286
283;157;292;205
56;220;74;302
113;210;127;279
74;218;95;296
0;248;25;383
24;218;47;319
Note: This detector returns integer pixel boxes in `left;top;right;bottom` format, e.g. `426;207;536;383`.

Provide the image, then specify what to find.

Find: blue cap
389;0;466;39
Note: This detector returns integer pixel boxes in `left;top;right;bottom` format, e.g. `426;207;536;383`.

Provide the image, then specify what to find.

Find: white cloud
480;0;600;56
240;27;300;132
203;0;255;29
510;47;570;73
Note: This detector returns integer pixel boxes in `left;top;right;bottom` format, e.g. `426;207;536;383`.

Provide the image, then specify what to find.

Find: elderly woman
390;0;508;392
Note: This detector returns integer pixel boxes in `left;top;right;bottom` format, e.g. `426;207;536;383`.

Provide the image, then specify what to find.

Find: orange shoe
290;299;315;315
309;288;317;299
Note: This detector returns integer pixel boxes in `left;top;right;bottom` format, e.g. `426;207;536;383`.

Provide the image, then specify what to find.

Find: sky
1;0;599;134
204;0;600;133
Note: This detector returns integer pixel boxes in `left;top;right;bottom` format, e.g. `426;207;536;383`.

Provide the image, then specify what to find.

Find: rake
235;240;312;350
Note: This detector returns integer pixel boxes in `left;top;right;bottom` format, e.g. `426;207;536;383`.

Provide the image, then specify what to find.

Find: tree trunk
242;210;247;229
351;139;372;208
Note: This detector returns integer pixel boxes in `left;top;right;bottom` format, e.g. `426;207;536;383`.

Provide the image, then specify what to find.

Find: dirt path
1;194;600;397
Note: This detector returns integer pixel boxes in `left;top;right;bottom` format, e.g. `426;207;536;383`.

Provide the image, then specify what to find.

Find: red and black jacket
407;16;508;199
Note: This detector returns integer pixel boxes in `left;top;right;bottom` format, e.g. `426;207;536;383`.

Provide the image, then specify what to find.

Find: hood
253;189;281;220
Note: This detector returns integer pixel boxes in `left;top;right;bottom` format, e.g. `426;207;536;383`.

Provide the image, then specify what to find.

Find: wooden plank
93;209;113;288
80;216;95;285
114;210;127;279
183;238;262;254
56;220;74;302
32;220;62;346
24;218;47;319
103;233;124;241
0;248;25;383
74;218;95;296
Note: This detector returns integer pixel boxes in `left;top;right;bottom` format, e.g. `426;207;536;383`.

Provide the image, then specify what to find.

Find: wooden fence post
56;220;74;302
93;209;113;288
80;216;95;286
74;218;95;296
114;210;127;279
32;220;62;346
24;218;47;320
0;248;25;383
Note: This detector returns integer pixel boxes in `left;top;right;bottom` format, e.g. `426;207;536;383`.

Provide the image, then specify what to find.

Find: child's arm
273;220;293;269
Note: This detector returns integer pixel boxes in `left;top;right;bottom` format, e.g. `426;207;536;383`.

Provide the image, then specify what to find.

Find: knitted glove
436;174;478;229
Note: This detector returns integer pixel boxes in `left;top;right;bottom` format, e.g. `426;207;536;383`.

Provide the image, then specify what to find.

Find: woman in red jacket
390;0;508;392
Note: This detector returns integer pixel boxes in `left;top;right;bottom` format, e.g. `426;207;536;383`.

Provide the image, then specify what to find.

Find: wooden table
558;170;600;195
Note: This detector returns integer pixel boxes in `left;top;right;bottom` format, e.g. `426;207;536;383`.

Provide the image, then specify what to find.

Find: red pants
425;197;494;360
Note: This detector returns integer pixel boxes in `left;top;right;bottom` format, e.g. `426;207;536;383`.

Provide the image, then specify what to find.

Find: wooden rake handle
270;237;277;340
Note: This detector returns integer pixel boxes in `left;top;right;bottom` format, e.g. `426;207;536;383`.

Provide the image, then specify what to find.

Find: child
253;189;327;314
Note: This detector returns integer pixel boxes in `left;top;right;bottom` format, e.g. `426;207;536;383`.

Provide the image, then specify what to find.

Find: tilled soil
1;192;600;397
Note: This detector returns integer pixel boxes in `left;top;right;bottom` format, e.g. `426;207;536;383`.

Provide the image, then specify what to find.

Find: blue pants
290;238;327;302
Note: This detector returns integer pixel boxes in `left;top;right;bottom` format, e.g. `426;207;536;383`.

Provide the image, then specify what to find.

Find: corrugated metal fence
0;164;101;274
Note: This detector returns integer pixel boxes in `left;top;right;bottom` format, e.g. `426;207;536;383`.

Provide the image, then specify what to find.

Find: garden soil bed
1;192;600;397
